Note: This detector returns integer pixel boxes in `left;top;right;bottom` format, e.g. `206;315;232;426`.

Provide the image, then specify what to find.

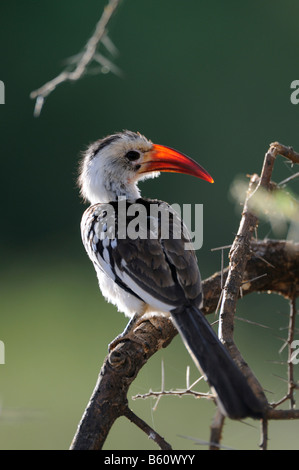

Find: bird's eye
125;150;140;161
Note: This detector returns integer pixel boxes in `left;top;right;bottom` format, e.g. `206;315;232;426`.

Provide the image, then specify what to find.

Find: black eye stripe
125;150;140;161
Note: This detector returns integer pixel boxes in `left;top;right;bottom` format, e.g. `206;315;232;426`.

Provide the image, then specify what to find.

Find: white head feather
78;131;159;204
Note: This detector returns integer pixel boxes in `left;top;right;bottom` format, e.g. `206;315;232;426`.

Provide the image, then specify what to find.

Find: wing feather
81;198;203;311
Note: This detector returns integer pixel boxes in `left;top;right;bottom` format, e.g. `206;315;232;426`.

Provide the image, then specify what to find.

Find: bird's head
78;130;214;204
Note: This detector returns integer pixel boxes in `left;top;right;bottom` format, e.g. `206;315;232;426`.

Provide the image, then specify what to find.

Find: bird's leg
108;312;145;352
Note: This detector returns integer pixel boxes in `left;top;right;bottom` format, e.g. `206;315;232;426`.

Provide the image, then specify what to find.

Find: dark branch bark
218;145;277;410
123;408;172;450
203;239;299;315
70;316;176;450
210;142;299;445
209;409;225;450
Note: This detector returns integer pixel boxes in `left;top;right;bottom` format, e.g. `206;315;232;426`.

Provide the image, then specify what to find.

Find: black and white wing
81;198;203;313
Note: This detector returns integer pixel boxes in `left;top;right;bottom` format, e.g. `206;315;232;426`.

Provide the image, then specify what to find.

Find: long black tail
171;305;265;420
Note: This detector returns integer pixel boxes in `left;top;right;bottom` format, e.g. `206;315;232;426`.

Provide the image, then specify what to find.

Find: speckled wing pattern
81;198;203;311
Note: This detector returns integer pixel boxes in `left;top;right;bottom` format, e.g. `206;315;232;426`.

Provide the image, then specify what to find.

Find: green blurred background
0;0;299;450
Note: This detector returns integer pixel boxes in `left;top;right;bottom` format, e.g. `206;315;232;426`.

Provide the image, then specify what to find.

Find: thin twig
253;254;276;269
270;142;299;165
278;172;299;186
209;409;225;451
186;365;190;389
241;273;268;286
211;244;228;314
178;433;235;450
259;418;268;450
134;362;210;410
277;338;288;354
30;0;122;116
287;297;297;409
211;244;232;251
124;407;172;450
215;289;224;316
152;360;165;411
235;316;271;329
272;373;290;384
270;394;290;409
132;389;215;401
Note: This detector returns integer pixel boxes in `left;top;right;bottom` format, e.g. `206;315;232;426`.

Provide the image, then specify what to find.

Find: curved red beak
138;144;214;183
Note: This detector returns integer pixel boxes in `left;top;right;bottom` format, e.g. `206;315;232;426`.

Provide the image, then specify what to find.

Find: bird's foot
108;313;166;353
108;333;129;352
108;313;145;352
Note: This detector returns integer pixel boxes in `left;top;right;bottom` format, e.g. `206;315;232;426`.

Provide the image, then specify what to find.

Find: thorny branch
211;142;299;450
70;142;299;450
288;297;297;409
30;0;122;117
123;408;172;450
132;364;215;404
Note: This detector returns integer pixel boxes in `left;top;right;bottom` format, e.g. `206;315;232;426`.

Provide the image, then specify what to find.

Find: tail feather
171;306;265;420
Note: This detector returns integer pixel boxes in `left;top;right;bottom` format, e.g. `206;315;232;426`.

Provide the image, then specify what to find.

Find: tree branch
218;146;277;409
123;407;172;450
209;409;225;451
70;315;176;450
30;0;122;116
287;297;297;409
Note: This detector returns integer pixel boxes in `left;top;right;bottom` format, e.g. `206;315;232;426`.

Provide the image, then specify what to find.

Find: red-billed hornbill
78;130;264;420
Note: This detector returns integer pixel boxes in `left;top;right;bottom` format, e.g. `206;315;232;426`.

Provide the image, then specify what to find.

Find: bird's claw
108;333;130;353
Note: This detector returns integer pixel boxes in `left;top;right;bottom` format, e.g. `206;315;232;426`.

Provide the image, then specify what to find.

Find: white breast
94;267;145;318
81;205;145;318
